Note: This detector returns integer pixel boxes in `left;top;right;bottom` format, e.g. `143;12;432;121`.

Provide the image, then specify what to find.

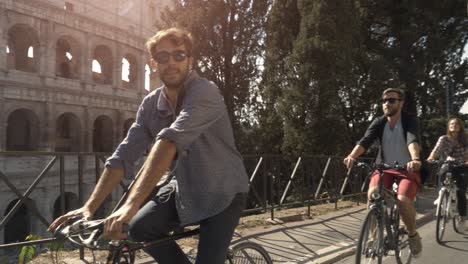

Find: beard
384;107;398;117
160;66;190;88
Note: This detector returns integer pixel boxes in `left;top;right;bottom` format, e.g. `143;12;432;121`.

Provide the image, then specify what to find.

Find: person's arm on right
427;136;445;161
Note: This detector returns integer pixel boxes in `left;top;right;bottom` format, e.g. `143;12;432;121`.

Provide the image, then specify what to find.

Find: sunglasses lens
154;51;187;63
155;52;170;63
381;98;398;104
173;51;187;62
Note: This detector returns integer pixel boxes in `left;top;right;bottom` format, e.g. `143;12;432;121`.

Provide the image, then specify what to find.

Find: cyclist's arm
427;136;447;161
407;142;422;172
84;167;124;213
122;138;176;209
344;145;366;169
103;138;176;239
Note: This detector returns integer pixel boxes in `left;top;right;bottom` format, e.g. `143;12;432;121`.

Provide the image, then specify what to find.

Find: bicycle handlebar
427;160;466;167
53;217;131;249
355;161;407;171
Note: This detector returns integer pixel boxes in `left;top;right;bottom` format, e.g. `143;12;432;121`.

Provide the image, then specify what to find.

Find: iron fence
0;152;439;260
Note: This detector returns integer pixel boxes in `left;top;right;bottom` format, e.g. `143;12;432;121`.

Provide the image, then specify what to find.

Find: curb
309;211;435;264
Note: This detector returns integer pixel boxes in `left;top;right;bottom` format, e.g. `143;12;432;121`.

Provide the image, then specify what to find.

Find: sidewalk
135;187;437;264
233;186;437;264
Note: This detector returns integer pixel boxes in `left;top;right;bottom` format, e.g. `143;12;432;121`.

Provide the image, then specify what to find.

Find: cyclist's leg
195;192;247;264
395;170;419;236
128;182;190;264
367;170;393;200
453;167;467;218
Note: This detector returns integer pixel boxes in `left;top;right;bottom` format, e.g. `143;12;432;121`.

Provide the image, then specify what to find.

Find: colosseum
0;0;170;245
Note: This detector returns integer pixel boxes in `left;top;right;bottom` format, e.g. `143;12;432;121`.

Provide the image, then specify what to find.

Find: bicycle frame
369;164;400;251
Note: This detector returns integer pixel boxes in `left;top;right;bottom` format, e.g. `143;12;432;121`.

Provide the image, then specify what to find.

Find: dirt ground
28;200;360;263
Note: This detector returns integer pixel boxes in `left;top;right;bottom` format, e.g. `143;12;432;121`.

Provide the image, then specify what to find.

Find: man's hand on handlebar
103;204;138;240
343;156;356;170
48;207;94;233
406;160;421;172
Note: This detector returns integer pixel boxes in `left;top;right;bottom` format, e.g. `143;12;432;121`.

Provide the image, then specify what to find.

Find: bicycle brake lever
53;216;84;238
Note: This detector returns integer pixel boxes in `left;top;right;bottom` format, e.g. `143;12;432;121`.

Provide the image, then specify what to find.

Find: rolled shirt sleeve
357;117;382;150
405;115;420;146
105;96;154;178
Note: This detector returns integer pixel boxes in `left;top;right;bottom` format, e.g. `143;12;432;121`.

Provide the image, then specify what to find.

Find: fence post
314;157;331;200
60;155;65;216
280;157;301;205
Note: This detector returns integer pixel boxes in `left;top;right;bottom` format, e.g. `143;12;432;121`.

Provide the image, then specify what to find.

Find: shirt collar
156;70;199;116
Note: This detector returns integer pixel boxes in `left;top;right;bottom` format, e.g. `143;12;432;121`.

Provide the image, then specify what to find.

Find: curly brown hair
145;27;193;59
447;117;467;147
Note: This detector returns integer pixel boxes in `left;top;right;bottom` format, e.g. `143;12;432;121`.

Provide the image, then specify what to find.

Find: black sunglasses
153;50;188;64
380;98;401;104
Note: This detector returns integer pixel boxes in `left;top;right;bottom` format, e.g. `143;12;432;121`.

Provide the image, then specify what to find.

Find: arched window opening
92;45;113;84
6;45;10;54
6;109;40;151
53;192;79;220
122;54;138;89
55;113;81;152
92;59;102;73
56;38;79;79
7;24;39;72
4;199;31;243
145;64;151;91
27;46;34;58
93;115;114;152
122;58;130;82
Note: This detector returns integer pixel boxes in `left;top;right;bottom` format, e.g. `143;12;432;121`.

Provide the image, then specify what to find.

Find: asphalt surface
333;213;468;264
134;187;440;263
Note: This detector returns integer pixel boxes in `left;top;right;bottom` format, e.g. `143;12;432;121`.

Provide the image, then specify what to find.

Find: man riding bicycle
343;87;423;257
48;28;249;264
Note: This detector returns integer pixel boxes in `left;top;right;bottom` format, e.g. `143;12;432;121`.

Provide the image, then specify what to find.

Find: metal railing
0;152;438;259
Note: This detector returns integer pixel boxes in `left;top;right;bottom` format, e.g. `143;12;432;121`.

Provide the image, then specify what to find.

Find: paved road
334;216;468;264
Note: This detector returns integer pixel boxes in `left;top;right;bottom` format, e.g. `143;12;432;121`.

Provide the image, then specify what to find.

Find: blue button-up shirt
105;71;249;225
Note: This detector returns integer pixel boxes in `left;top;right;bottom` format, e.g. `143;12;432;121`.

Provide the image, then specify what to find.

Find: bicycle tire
453;214;462;234
436;190;450;244
108;249;136;264
390;205;411;264
226;241;273;264
355;207;383;264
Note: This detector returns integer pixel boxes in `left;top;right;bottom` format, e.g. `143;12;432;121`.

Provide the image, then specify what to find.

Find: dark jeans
128;183;246;264
453;166;467;217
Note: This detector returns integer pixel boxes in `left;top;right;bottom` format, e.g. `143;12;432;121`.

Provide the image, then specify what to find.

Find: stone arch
6;108;40;151
122;53;138;89
122;118;135;139
92;45;113;84
93;115;114;152
52;192;79;220
55;36;81;79
7;23;40;72
4;199;33;243
55;112;81;152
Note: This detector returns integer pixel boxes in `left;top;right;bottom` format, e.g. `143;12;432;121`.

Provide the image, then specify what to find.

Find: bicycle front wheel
226;241;273;264
436;190;450;244
453;214;462;234
356;207;383;264
390;205;411;264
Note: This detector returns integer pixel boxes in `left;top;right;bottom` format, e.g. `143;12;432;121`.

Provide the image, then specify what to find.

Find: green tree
156;0;271;153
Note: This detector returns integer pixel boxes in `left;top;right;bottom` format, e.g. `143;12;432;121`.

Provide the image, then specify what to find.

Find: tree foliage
156;0;271;153
156;0;467;156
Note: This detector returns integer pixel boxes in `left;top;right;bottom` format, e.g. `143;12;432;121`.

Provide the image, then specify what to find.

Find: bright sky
460;44;468;114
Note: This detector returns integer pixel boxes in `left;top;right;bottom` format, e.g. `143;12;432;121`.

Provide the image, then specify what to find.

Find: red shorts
369;169;421;200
